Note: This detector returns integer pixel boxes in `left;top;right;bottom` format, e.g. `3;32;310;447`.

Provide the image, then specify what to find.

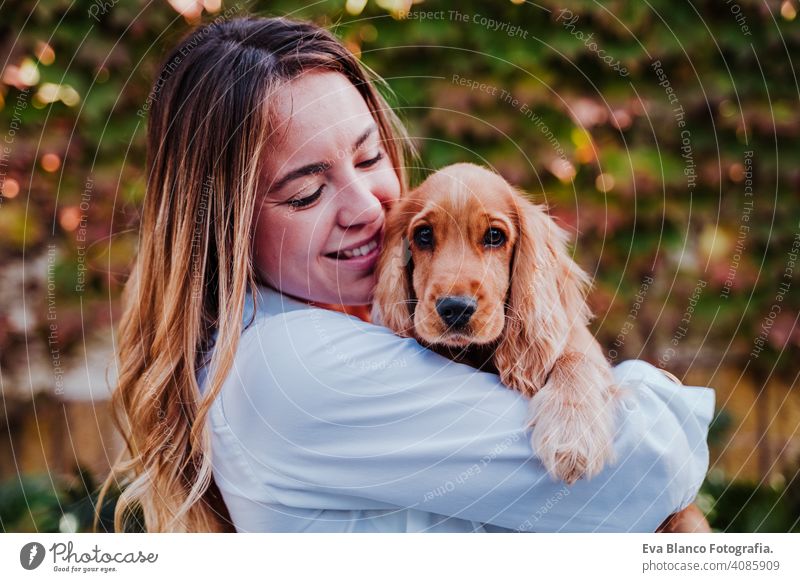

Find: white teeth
340;239;377;259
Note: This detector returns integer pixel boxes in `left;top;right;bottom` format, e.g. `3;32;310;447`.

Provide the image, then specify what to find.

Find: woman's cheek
294;209;328;262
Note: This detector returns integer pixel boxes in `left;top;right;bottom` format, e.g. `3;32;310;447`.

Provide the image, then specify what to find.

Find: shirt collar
244;283;313;325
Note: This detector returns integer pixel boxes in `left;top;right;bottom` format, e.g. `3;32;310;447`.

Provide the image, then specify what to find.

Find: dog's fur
373;163;617;484
372;162;709;531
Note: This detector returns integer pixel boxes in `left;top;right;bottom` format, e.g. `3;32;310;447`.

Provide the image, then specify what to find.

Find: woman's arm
210;307;714;532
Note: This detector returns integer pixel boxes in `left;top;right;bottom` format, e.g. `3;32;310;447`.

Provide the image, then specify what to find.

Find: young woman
97;16;714;533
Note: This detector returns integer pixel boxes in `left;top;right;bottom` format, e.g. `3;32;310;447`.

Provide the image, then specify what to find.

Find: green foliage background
0;0;798;531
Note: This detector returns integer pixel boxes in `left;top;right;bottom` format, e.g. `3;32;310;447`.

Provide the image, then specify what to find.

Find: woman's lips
338;238;378;259
325;231;382;271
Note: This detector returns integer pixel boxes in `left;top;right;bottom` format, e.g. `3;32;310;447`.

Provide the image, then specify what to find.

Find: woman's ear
372;200;415;335
494;190;593;396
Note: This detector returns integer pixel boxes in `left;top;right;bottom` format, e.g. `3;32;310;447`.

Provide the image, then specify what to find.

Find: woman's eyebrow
268;124;378;193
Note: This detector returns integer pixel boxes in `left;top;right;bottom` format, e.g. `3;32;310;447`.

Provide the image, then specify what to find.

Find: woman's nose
335;174;384;228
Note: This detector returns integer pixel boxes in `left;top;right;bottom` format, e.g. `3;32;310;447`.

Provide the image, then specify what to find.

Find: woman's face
253;71;401;305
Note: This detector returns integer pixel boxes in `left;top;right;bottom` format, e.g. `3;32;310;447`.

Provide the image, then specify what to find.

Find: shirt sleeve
211;308;715;532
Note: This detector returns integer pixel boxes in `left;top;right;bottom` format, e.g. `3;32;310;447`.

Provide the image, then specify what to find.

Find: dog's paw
528;373;617;485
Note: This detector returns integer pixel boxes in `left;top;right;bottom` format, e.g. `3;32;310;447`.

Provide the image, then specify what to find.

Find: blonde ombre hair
95;16;413;532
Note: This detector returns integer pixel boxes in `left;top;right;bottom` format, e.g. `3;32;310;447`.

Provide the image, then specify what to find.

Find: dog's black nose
435;296;477;329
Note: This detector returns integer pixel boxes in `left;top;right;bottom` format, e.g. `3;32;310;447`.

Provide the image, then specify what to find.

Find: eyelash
288;185;323;208
286;151;384;208
357;151;384;168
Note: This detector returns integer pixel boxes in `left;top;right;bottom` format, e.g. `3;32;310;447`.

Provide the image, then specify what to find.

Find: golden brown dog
372;163;710;531
374;162;616;483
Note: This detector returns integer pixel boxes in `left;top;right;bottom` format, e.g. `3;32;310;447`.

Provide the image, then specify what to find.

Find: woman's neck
258;281;372;323
308;302;372;323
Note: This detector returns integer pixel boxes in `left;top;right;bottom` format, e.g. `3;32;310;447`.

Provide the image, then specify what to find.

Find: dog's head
374;163;592;381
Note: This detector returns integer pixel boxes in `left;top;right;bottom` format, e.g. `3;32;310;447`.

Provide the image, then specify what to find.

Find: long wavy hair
95;15;413;532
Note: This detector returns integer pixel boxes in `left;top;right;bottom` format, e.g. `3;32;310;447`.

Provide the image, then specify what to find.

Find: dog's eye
413;226;434;249
483;228;506;248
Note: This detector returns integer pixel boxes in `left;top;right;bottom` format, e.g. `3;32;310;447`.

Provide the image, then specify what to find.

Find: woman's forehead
270;72;374;147
263;71;377;175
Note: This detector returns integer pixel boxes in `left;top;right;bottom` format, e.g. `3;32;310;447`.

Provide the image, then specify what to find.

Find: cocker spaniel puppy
373;162;617;484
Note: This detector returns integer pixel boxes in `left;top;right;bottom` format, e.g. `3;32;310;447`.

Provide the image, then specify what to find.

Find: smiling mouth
325;233;381;260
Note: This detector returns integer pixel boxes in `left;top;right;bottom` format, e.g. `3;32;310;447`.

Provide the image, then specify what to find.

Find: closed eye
356;151;384;168
287;185;324;208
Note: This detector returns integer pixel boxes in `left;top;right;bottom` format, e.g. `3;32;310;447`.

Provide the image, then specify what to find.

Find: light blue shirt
197;284;715;532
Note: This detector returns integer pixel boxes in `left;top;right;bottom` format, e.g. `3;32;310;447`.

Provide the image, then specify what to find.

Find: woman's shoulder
224;288;425;411
241;296;404;362
238;284;428;370
244;284;384;336
215;296;459;467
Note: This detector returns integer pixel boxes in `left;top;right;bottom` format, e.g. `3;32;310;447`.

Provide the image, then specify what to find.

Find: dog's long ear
372;200;415;336
494;191;592;396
